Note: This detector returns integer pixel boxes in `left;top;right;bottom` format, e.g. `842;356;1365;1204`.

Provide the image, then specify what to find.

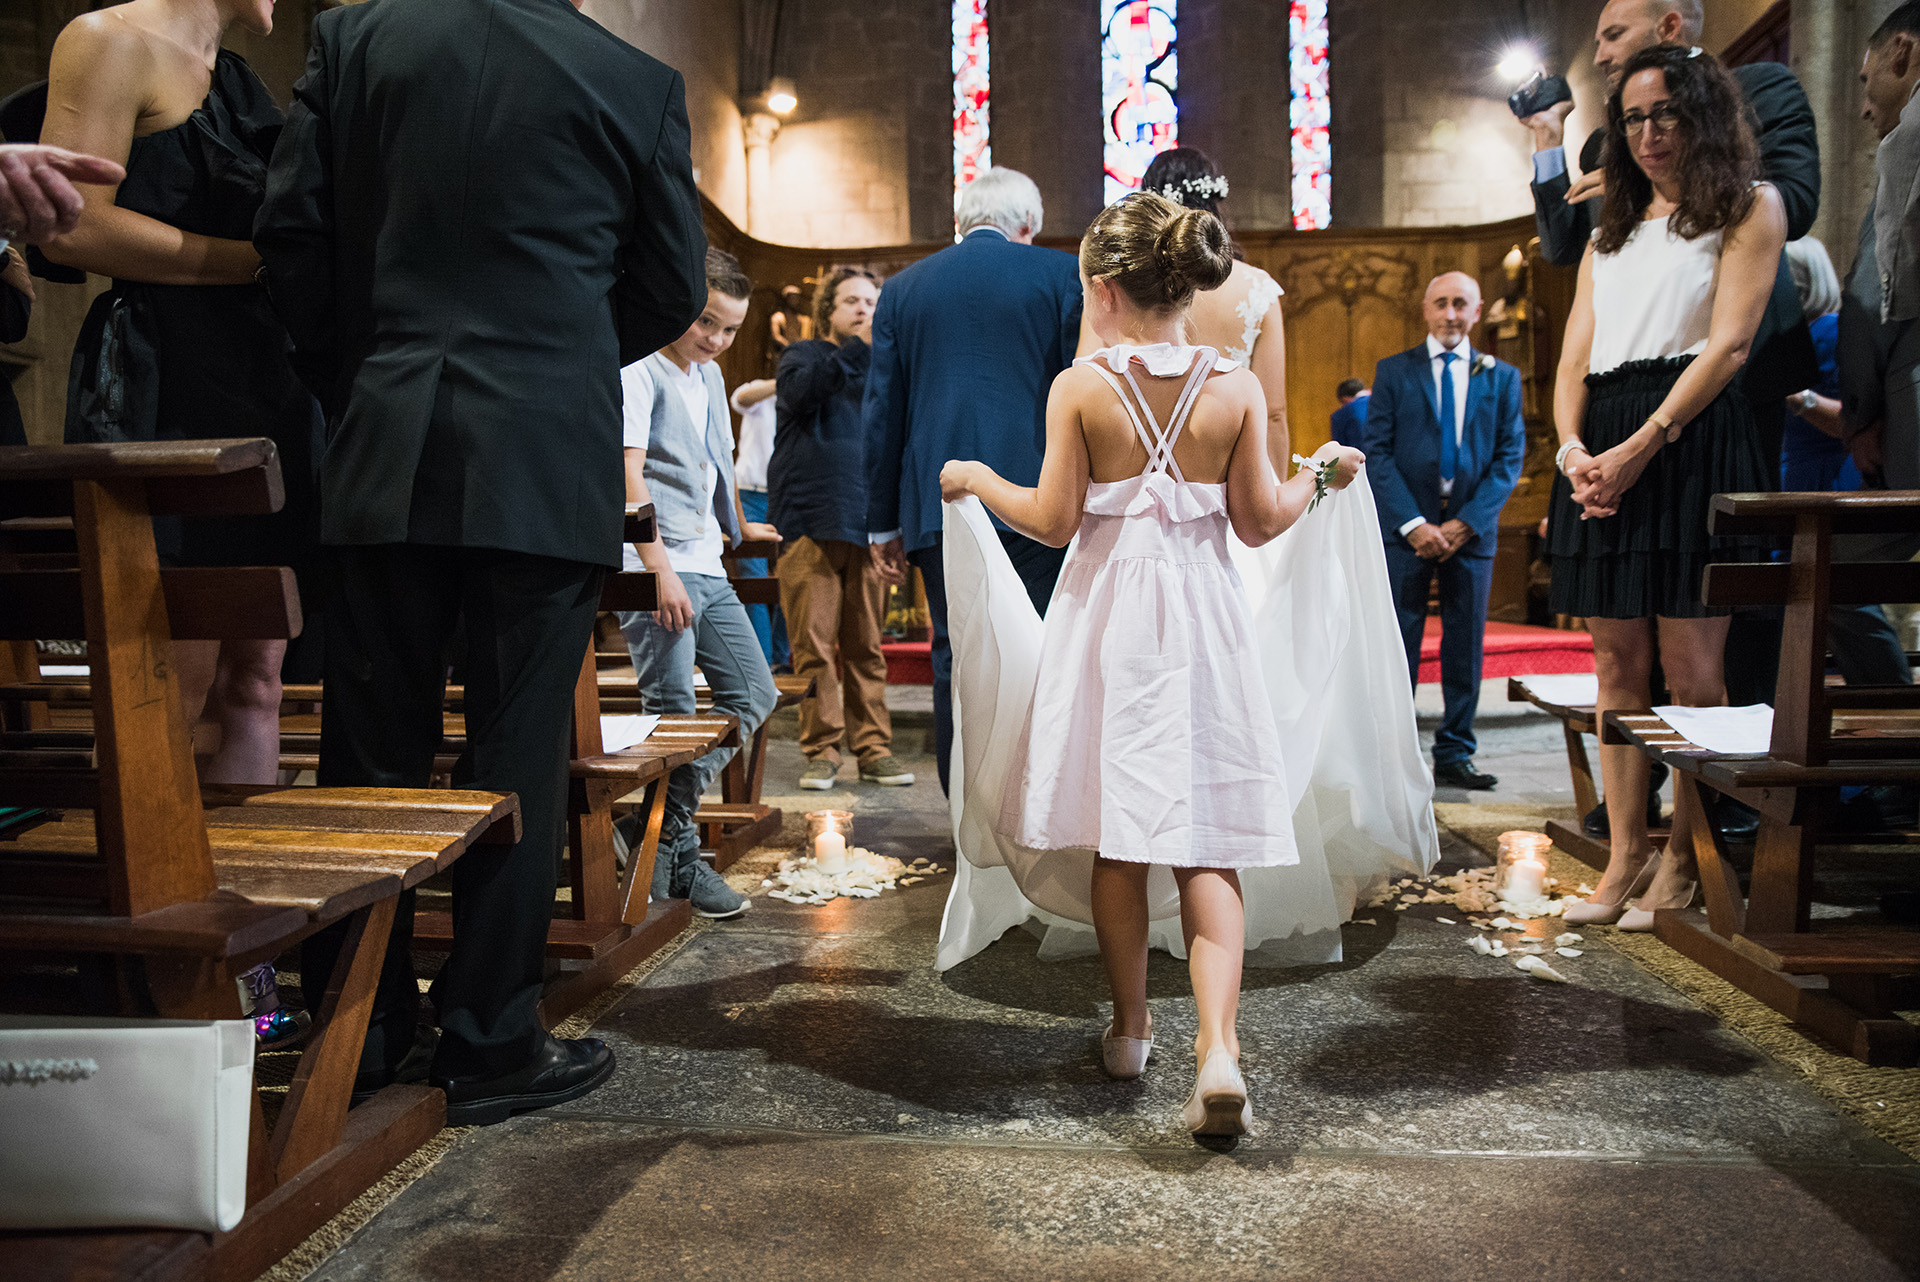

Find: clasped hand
1565;432;1656;520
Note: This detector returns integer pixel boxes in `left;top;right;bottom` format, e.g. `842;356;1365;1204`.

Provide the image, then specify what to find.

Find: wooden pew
0;440;517;1282
1602;490;1920;1066
590;535;811;871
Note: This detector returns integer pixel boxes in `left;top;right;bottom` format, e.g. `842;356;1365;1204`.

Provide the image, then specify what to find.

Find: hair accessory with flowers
1153;175;1230;203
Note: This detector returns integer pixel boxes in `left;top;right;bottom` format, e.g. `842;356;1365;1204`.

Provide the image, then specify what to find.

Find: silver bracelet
1554;439;1588;476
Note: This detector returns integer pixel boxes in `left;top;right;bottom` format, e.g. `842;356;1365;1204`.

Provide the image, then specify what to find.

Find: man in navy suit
1365;272;1526;791
1329;378;1370;449
865;168;1082;793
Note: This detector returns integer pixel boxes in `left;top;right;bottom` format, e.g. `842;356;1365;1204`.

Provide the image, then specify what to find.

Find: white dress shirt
620;356;726;578
1395;335;1473;539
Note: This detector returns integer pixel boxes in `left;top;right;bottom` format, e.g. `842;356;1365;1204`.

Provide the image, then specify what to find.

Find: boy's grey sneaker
799;759;839;790
682;864;751;920
859;755;915;786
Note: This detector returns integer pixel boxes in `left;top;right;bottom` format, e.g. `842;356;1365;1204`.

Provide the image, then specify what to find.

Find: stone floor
306;694;1920;1281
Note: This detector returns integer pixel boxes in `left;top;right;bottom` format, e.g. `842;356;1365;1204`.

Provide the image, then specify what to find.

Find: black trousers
909;530;1067;794
301;544;605;1082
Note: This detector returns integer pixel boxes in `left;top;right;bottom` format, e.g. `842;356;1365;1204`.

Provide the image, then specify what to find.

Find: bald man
1365;273;1526;791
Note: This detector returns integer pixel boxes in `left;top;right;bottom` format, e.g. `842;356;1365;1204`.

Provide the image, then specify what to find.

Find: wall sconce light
765;76;798;116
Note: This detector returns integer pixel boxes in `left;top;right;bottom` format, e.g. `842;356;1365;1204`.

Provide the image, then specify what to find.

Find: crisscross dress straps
1080;347;1218;482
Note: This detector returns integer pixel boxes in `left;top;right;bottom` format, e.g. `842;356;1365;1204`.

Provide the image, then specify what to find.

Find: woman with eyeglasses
1548;45;1782;930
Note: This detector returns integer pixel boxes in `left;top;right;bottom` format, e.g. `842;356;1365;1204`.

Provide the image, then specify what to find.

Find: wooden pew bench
0;440;517;1282
1601;490;1920;1067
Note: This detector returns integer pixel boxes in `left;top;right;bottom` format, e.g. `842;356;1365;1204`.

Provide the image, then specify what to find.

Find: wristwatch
1793;389;1819;414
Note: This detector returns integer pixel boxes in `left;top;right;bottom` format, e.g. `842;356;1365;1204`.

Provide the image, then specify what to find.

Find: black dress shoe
433;1036;616;1127
1711;797;1761;845
1580;762;1669;838
1433;759;1498;790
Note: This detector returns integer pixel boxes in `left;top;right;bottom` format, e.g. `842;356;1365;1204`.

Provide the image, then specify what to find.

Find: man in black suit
256;0;705;1125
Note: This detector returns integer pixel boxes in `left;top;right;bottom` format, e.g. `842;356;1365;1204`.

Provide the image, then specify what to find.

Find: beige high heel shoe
1101;1024;1153;1079
1561;854;1660;926
1617;863;1699;932
1181;1048;1252;1136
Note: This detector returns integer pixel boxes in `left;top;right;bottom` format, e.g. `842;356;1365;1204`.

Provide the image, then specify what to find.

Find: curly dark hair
1595;45;1759;256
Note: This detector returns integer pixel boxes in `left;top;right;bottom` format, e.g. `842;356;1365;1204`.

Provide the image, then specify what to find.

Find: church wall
755;0;949;246
585;0;750;232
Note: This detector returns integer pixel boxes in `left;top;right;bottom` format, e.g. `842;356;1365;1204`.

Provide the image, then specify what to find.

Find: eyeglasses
1620;104;1681;137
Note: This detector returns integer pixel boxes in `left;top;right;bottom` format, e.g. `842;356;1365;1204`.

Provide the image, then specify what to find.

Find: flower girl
939;192;1362;1137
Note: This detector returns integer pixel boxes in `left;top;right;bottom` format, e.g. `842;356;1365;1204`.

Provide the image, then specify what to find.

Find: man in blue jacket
1329;378;1370;450
1365;272;1525;792
864;168;1082;792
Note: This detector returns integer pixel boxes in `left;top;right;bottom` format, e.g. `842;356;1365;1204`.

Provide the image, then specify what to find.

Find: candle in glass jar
1505;856;1547;900
813;830;849;873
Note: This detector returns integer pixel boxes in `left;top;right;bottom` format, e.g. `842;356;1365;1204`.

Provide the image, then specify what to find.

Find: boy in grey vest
616;249;780;919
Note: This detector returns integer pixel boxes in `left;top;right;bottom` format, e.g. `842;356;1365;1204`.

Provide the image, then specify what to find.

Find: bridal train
934;468;1439;971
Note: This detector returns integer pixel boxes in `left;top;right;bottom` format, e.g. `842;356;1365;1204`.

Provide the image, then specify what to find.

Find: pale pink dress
996;344;1298;869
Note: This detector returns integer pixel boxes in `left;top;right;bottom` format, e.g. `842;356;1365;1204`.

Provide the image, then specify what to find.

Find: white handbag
0;1016;255;1232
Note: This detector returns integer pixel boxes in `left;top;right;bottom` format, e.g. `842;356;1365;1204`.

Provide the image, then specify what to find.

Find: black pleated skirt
1548;356;1770;620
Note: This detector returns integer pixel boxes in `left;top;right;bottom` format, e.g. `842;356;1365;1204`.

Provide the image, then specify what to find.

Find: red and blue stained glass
953;0;991;213
1101;0;1178;205
1290;0;1331;229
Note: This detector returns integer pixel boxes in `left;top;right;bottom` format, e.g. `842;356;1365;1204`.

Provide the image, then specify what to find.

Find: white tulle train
934;471;1438;972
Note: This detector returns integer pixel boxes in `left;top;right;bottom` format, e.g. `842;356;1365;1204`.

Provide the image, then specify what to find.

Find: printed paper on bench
599;714;661;753
1651;704;1773;755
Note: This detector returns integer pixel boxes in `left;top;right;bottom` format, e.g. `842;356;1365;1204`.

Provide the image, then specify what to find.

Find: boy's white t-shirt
620;357;726;579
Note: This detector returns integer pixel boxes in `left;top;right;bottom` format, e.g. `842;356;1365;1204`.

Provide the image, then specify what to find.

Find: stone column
1796;0;1907;264
988;0;1104;238
1179;0;1295;232
744;111;781;241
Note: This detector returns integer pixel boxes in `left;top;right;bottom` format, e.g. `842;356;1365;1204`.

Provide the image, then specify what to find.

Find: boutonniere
1468;353;1497;378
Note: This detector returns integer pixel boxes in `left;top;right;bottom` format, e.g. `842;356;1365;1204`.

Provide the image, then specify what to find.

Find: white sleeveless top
1588;214;1722;375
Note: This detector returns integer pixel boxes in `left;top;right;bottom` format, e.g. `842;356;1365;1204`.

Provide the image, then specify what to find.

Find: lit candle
813;830;848;874
1505;856;1547;900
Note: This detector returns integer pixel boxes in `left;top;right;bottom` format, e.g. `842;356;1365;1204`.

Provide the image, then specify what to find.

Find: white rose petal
1515;956;1569;982
1556;947;1584;958
1435;917;1457;924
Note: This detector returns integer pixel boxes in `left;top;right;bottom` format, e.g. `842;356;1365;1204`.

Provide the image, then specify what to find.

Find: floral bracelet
1293;453;1341;513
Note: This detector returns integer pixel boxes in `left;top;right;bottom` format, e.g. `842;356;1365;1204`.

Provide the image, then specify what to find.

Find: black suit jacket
1531;62;1819;468
255;0;706;568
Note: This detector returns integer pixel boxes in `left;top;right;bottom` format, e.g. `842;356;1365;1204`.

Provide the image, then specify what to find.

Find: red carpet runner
1421;618;1593;684
883;621;1593;687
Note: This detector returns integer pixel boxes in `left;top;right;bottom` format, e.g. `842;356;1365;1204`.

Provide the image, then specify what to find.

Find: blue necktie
1438;350;1459;486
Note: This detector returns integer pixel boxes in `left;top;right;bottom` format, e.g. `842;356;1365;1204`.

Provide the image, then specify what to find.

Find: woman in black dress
39;0;322;789
1548;47;1784;930
40;0;321;1047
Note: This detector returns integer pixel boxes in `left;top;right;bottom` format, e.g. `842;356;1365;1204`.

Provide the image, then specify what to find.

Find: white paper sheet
1651;704;1774;754
1512;673;1599;708
37;665;88;677
599;714;661;753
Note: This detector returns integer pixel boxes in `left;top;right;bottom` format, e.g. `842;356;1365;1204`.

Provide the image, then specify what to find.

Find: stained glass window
1289;0;1331;229
953;0;991;215
1101;0;1178;205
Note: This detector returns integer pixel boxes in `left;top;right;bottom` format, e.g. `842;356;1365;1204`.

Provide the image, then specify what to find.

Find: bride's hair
1081;192;1233;313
